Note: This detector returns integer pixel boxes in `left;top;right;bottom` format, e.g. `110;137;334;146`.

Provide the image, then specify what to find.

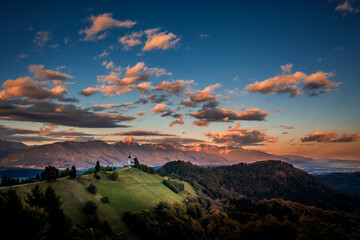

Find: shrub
107;171;119;180
83;201;97;215
86;183;97;194
101;197;109;204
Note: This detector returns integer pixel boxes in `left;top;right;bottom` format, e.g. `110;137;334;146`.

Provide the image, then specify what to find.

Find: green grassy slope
1;167;196;233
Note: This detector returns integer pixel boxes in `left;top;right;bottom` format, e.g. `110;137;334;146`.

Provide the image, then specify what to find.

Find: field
0;167;197;233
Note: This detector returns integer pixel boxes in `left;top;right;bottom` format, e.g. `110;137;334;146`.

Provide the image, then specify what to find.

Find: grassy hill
1;167;196;233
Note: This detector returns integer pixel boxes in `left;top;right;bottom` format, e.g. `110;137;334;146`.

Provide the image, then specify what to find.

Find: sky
0;0;359;160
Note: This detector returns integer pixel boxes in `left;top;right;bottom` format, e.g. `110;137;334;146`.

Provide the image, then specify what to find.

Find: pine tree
95;161;100;173
69;165;77;179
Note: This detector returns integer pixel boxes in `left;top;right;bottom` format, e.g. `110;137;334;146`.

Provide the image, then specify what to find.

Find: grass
0;167;197;233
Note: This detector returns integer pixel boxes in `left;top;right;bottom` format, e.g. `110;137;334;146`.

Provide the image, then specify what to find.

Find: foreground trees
0;185;115;240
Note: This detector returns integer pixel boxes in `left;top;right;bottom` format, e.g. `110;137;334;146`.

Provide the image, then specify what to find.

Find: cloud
138;137;205;145
191;108;269;122
169;118;184;127
205;125;278;146
200;33;210;39
28;64;73;81
143;28;180;51
150;103;167;114
137;111;145;116
152;68;172;78
0;77;68;101
110;130;175;136
17;53;28;60
79;87;99;96
245;64;341;97
154;80;194;94
80;13;136;41
190;83;221;102
119;31;143;49
192;120;209;127
92;104;120;111
181;83;221;107
136;82;152;93
0;101;135;128
300;131;360;143
98;62;152;96
161;110;173;117
39;124;58;134
279;125;294;129
33;31;51;46
335;0;360;16
0;125;55;142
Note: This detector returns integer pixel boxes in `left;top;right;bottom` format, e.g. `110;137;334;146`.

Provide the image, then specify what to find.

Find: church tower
127;155;134;167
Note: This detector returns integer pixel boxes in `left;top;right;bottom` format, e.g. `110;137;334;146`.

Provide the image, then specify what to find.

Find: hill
317;172;360;195
160;160;360;212
0;167;196;233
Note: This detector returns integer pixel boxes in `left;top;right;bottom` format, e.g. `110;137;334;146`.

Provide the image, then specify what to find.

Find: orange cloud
169;118;184;127
137;111;145;116
80;13;136;41
79;87;99;96
143;28;180;51
245;64;340;97
0;77;68;101
28;64;73;81
136;82;152;93
192;120;209;127
119;31;143;49
150;103;167;114
39;124;58;134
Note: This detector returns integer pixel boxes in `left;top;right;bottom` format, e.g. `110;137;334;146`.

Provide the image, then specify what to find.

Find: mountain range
0;139;359;173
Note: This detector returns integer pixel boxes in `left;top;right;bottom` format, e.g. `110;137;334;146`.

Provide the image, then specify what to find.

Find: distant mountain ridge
0;140;30;159
0;140;359;173
0;139;278;169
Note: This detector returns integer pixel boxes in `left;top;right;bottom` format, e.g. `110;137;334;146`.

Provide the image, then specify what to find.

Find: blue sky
0;0;359;159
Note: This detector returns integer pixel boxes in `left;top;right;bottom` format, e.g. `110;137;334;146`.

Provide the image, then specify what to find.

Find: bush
101;197;109;204
86;183;97;194
107;171;118;180
163;178;184;193
83;201;97;215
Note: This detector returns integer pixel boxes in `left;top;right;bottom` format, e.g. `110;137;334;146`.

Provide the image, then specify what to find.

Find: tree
61;167;70;178
41;166;59;182
35;173;40;180
95;161;100;173
133;157;140;168
69;165;77;179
